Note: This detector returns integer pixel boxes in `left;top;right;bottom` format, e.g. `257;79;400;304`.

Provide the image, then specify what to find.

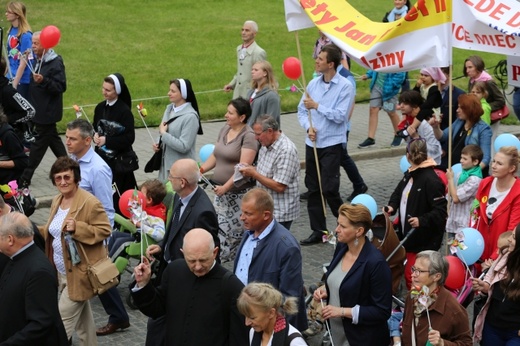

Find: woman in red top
475;146;520;261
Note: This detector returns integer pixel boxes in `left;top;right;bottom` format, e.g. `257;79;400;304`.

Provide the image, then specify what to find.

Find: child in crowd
396;90;442;165
109;179;167;257
446;145;483;240
471;81;491;125
383;0;411;22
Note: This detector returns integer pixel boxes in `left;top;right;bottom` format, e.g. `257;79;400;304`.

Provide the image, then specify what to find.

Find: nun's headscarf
175;78;203;135
107;73;132;109
420;67;446;84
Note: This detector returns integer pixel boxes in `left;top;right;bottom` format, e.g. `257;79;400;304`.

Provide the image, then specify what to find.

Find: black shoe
358;137;375;149
347;184;368;202
300;232;323;246
300;191;310;200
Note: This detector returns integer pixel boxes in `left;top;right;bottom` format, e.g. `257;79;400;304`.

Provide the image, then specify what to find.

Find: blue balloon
199;144;215;163
456;227;485;266
399;155;410;173
351;194;377;220
494;133;520;152
451;163;462;176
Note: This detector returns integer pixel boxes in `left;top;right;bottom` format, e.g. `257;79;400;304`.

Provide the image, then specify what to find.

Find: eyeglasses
410;266;430;276
254;129;267;136
54;174;73;183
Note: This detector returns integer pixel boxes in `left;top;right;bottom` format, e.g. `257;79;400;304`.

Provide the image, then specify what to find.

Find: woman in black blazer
313;203;392;346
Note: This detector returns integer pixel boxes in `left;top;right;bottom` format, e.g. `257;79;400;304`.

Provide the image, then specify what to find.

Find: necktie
164;200;183;261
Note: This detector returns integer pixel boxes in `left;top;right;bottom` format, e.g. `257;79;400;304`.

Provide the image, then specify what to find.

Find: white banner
452;0;520;55
284;0;314;31
508;55;520;87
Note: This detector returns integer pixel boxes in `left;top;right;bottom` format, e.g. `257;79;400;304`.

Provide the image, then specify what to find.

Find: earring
354;237;359;247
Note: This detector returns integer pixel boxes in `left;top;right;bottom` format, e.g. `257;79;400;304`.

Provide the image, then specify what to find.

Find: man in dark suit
132;228;248;346
233;188;308;331
0;212;68;345
145;158;218;346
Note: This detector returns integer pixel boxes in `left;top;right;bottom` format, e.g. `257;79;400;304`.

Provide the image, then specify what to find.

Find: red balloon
444;256;465;290
40;25;61;49
118;189;145;219
282;57;302;80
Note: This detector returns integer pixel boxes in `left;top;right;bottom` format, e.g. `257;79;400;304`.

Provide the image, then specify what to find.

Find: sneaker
358;138;375;149
390;136;402;147
302;321;323;338
347;184;368;202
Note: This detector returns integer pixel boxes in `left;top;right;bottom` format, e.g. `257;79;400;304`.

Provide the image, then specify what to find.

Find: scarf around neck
458;165;483;185
251;315;289;346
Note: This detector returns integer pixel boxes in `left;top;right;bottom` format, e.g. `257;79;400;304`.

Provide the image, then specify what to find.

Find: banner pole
295;31;327;219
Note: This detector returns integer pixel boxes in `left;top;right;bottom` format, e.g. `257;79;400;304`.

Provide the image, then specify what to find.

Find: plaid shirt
256;133;300;222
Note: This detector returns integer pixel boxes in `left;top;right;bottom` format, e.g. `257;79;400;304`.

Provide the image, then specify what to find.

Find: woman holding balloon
474;146;520;262
401;250;472;346
385;138;447;289
199;97;258;263
473;225;520;345
154;78;202;182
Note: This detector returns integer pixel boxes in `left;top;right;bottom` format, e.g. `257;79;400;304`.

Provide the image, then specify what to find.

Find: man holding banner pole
298;44;353;246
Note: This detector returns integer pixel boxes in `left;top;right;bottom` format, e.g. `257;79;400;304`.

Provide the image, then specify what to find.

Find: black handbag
145;140;162;173
113;150;139;174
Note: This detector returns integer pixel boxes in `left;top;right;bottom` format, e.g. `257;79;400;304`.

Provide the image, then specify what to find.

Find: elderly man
298;44;354;246
0;212;68;345
132;228;248;346
223;20;266;99
19;30;67;189
233;188;307;331
64;119;130;336
239;115;299;229
145;158;218;346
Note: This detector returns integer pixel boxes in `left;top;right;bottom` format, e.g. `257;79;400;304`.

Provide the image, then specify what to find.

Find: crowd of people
2;1;520;345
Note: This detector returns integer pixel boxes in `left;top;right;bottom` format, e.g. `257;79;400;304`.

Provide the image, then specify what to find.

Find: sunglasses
54;174;73;183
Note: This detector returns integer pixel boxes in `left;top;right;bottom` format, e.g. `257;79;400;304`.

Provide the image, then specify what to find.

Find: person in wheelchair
109;179;167;258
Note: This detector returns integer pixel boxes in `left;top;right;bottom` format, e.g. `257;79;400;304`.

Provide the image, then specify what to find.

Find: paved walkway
29;103;520;207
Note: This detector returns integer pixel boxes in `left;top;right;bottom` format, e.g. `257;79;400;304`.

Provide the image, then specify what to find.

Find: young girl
246;60;280;126
471;81;491;125
383;0;411;22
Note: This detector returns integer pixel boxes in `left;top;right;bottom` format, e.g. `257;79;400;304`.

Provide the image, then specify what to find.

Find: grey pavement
27;103;519;345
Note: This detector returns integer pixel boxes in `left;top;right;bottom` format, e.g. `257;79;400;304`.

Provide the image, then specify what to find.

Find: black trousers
305;144;344;232
20;123;67;185
340;131;365;190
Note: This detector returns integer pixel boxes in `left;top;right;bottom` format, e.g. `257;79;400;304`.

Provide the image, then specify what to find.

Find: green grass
23;0;510;130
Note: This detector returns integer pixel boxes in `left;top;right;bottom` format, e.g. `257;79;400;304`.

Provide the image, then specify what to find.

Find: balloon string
37;49;45;75
18;51;36;75
457;252;475;279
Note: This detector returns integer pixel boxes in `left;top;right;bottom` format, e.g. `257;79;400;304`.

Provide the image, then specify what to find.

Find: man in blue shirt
65;119;130;336
298;44;353;245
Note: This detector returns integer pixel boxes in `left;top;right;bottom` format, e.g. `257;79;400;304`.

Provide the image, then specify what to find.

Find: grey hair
244;20;258;33
0;212;34;238
33;30;41;36
416;250;448;286
67;119;94;139
255;114;280;132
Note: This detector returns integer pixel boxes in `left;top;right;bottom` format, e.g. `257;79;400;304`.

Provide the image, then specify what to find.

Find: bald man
0;212;68;345
144;159;218;346
132;228;248;346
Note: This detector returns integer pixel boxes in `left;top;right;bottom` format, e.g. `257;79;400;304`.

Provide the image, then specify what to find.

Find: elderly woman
313;203;392;346
199;97;258;262
401;251;472;345
246;60;280;126
385;138;447;289
41;157;112;345
474;146;520;262
473;225;520;345
432;94;492;171
93;73;137;214
237;283;306;346
154;78;202;182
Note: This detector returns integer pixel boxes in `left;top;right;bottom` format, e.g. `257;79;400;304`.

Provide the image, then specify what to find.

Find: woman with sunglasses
384;138;447;289
431;93;492;172
401;251;472;345
474;146;520;263
41;157;112;345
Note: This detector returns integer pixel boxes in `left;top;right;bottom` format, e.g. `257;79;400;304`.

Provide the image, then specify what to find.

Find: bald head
181;228;218;277
169;158;200;196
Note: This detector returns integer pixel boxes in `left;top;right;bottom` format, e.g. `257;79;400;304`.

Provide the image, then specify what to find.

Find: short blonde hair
237;282;298;317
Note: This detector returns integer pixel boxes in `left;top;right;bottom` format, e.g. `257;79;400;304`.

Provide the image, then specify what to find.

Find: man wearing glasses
144;158;218;346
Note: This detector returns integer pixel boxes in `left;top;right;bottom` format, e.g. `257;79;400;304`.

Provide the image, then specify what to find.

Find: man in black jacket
19;30;67;188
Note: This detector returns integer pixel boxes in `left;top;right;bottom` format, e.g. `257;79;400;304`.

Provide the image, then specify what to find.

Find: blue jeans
482;321;520;346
